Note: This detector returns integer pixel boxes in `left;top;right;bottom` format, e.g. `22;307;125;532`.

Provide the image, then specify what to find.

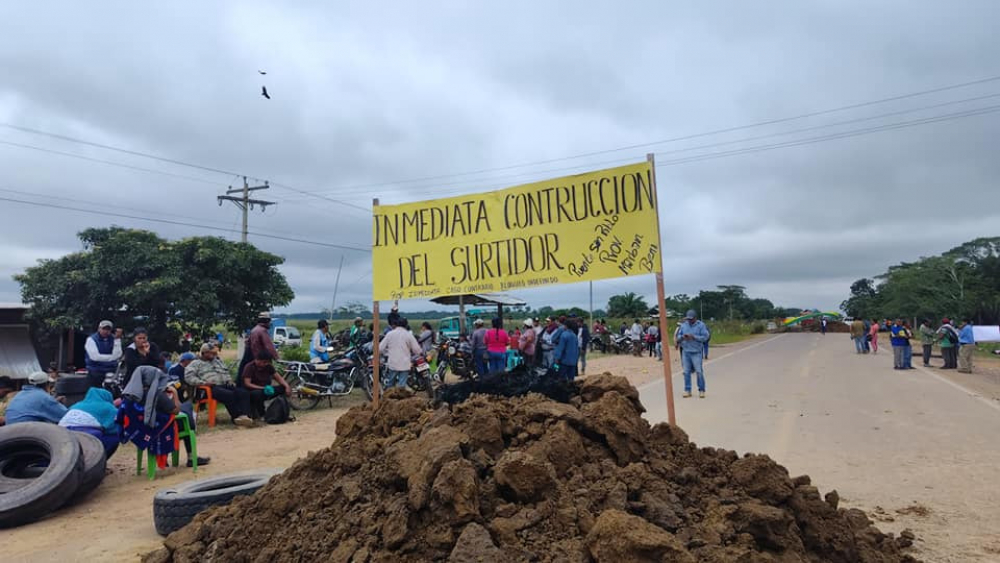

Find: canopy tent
430;293;527;335
972;325;1000;343
782;311;843;326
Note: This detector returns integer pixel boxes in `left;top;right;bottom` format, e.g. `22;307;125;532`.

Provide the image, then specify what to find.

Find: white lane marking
639;334;786;391
913;365;1000;413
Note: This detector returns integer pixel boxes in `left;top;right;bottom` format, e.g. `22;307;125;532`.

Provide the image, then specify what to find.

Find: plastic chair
192;385;218;427
136;412;198;480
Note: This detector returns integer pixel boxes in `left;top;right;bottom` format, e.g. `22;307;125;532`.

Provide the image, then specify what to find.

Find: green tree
607;292;649;319
16;227;294;349
840;278;878;318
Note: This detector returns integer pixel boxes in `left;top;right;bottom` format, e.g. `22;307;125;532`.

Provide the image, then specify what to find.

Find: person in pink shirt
869;319;880;354
484;318;510;374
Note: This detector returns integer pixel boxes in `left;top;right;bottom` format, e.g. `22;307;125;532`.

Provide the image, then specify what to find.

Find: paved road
639;333;1000;562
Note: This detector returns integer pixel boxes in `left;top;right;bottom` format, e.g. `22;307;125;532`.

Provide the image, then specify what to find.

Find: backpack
264;395;291;424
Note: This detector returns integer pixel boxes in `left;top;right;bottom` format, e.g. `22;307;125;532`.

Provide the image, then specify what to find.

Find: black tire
284;372;320;411
54;374;91;395
0;447;49;493
67;432;107;503
0;423;82;528
153;470;282;536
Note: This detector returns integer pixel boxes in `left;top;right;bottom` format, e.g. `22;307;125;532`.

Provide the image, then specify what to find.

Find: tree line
605;286;799;320
840;237;1000;324
15;227;294;350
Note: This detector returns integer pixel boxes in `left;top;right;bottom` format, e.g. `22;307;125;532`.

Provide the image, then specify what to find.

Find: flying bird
261;86;270;99
258;70;267;75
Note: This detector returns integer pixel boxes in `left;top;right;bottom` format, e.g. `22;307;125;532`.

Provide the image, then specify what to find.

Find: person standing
379;319;422;388
349;317;365;348
518;319;536;367
540;318;558;369
577;318;590;375
676;310;710;398
957;319;976;374
862;319;872;353
124;327;161;383
484;318;510;374
889;319;906;369
645;323;658;357
918;319;936;367
470;319;488;376
630;319;644;356
936;318;959;369
868;319;880;354
900;321;914;369
84;320;123;389
821;318;828;335
850;318;866;354
418;322;436;356
552;318;580;380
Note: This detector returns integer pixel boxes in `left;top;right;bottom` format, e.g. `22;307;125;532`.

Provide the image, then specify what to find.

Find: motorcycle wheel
284;372;320;410
433;363;448;384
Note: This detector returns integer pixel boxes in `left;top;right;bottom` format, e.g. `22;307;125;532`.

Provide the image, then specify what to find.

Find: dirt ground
3;396;365;563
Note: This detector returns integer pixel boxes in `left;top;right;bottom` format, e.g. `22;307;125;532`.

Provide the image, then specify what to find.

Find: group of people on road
850;317;978;373
466;315;585;380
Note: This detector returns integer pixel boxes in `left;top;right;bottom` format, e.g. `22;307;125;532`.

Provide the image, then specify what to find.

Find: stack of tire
0;422;107;528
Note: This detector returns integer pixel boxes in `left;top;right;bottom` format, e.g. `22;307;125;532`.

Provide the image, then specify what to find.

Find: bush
280;345;311;363
749;321;767;334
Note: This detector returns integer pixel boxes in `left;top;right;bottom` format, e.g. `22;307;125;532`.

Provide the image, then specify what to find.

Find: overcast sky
2;1;999;315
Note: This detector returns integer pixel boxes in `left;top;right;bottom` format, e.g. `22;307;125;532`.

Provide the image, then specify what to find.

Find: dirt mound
148;374;918;563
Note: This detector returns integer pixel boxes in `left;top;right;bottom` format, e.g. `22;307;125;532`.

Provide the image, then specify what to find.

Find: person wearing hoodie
60;387;121;458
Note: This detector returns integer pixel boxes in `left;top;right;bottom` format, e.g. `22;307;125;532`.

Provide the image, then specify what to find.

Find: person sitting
241;350;292;419
59;388;121;458
4;371;68;425
167;352;195;384
185;343;254;427
120;365;210;466
310;320;332;363
0;376;18;426
124;327;161;383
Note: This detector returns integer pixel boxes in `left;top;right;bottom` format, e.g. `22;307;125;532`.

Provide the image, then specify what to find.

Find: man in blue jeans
675;310;710;398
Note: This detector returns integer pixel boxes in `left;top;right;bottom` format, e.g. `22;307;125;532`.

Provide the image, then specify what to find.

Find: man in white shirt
379;318;422;389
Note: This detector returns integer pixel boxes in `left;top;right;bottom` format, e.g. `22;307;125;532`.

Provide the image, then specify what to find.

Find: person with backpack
241;350;292;422
936;318;959;369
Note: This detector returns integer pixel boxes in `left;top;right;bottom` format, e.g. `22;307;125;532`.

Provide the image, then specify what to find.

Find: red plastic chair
193;385;217;427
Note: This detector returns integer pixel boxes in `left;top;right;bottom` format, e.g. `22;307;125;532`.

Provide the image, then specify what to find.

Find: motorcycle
363;346;435;400
280;345;370;410
432;339;477;384
606;334;631;354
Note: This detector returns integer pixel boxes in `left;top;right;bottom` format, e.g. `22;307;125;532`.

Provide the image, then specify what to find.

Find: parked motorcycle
281;345;370;410
432;339;477;384
363;347;435;400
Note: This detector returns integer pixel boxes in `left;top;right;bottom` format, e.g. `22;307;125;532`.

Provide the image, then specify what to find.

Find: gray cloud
2;0;999;315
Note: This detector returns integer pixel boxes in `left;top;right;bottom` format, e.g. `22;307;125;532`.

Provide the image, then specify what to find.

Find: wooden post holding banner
647;153;676;427
371;198;382;410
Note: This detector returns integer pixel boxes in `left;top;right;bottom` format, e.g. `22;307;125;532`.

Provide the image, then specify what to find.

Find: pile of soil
147;375;917;563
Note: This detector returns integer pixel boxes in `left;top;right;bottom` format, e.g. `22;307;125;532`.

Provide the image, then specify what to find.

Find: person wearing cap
85;319;123;389
168;352;196;383
936;318;959;369
241;312;280;378
349;317;365;347
517;318;537;367
186;343;254;427
4;371;68;425
676;310;710;398
0;376;18;426
311;320;332;363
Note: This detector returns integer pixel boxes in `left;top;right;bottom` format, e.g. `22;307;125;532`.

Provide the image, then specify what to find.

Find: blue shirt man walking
675;310;710;398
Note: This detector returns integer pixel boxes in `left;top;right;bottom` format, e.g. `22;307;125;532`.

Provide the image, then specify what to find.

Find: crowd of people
849;317;979;373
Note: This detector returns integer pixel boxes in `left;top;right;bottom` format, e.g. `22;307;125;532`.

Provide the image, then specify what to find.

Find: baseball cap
523;319;532;327
474;318;484;326
28;371;52;385
200;342;216;353
179;352;196;362
941;318;950;324
685;309;697;319
98;320;113;329
258;312;272;319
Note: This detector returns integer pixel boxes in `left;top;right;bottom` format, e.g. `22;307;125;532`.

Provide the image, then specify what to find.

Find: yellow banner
372;161;662;301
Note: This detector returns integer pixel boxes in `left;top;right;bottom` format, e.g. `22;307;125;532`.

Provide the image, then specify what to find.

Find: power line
272;73;1000;198
0;195;371;253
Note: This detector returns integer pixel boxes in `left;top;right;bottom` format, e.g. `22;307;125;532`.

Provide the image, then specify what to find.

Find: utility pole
330;255;345;322
217;176;273;243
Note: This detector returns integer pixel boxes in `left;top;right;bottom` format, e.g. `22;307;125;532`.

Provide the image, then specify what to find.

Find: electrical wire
0;195;371;253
